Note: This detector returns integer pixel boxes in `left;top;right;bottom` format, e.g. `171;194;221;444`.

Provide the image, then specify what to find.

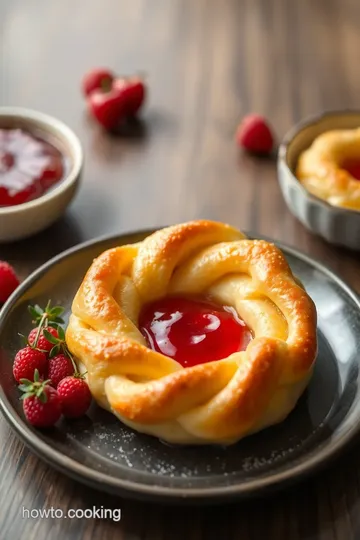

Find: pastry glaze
296;128;360;210
66;220;317;445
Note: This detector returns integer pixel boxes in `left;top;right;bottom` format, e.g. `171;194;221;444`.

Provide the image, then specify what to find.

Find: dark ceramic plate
1;230;360;504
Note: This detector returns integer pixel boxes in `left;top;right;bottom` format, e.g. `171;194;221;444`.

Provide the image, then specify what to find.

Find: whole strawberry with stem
86;73;147;130
57;375;92;418
13;347;47;383
19;369;62;428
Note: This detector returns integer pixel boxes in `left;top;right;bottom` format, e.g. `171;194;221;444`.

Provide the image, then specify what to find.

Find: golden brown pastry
296;128;360;210
66;220;317;445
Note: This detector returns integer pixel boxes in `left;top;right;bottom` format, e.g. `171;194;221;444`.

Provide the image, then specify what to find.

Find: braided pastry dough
66;221;317;445
297;128;360;210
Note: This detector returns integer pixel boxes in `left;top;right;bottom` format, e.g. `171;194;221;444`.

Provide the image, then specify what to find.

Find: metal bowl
277;110;360;250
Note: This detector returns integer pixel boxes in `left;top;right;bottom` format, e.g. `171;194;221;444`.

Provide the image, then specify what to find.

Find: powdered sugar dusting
62;409;326;481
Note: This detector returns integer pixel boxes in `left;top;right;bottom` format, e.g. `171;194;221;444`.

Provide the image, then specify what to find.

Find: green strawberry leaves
42;328;60;345
18;369;50;403
28;301;65;327
42;326;78;374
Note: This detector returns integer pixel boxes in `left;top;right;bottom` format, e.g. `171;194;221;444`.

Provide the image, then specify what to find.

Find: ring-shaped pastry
296;128;360;210
66;221;317;445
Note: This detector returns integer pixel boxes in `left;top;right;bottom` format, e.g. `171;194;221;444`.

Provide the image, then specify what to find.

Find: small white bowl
277;110;360;250
0;107;83;242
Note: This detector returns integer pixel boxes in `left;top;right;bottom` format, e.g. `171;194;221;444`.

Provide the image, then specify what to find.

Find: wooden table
1;0;360;538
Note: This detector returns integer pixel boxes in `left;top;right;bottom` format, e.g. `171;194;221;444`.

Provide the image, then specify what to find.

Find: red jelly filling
0;128;64;206
341;159;360;181
139;296;252;367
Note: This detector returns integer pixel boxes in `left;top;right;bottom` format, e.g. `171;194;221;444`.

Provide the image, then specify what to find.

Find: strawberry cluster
14;301;92;428
82;67;146;130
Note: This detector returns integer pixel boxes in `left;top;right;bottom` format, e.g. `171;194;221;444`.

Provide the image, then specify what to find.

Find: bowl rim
277;108;360;216
0;107;83;216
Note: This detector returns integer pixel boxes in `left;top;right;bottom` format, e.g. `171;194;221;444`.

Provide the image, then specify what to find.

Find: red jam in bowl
139;296;252;367
341;159;360;181
0;128;64;207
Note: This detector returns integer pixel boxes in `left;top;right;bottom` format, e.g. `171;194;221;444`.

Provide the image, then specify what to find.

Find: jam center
341;159;360;181
0;128;64;207
0;152;15;173
139;296;252;367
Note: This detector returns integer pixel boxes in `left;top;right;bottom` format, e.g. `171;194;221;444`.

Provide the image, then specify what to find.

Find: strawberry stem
32;312;48;348
100;77;113;93
28;301;81;376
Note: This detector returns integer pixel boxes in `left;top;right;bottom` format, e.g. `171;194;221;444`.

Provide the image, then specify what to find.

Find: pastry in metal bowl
297;127;360;210
278;110;360;249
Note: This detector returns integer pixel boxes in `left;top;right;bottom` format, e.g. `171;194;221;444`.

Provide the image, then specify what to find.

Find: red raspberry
22;384;62;428
48;354;74;387
0;261;19;304
57;376;92;418
13;347;47;383
28;327;59;353
236;114;274;154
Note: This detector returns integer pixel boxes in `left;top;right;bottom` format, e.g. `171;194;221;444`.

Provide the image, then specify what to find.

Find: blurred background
1;0;358;246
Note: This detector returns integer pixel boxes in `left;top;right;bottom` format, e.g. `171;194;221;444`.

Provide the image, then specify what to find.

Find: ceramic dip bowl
0;107;83;242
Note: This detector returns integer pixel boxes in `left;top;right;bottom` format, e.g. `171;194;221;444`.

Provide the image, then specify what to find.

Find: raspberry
28;327;59;353
22;384;62;428
57;376;92;418
48;354;74;387
0;261;19;303
13;347;47;383
236;114;274;154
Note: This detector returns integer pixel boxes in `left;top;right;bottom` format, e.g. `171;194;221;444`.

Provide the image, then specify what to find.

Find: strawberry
19;370;62;428
86;74;146;130
57;376;92;418
0;261;20;304
82;68;114;97
236;114;274;154
113;77;146;117
48;354;74;387
87;88;126;130
28;326;59;353
13;346;47;383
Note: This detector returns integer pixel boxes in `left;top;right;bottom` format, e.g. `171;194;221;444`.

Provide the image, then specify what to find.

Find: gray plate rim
0;228;360;502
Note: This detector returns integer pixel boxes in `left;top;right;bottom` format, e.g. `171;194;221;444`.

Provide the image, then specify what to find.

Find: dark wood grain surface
1;0;360;538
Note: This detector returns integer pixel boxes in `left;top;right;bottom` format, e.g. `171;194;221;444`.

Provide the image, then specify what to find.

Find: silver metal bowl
277;110;360;250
